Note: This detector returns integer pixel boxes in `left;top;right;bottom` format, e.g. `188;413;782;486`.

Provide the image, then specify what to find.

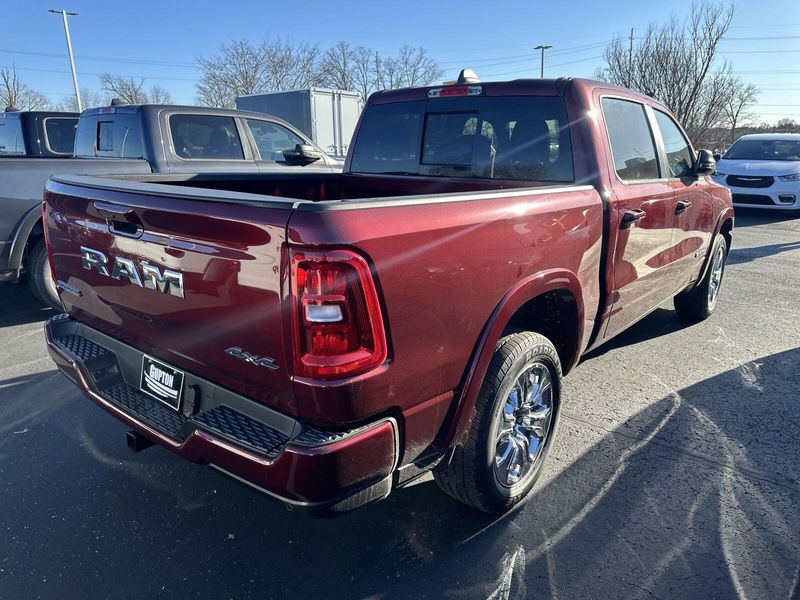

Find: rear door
44;177;299;415
651;109;713;286
600;97;681;340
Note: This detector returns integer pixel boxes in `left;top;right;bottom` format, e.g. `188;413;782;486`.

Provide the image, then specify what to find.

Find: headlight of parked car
778;174;800;182
712;171;726;178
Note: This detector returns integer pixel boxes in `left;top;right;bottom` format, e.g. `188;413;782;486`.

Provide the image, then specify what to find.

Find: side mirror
694;149;716;176
283;143;322;164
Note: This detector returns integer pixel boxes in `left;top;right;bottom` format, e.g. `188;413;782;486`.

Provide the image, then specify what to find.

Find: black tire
674;234;728;322
26;239;62;311
434;331;562;513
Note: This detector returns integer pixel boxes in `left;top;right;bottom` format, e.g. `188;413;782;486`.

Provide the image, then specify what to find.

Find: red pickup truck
43;75;733;515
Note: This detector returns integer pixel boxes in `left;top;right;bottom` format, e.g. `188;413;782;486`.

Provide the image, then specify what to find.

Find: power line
0;47;196;68
0;64;196;81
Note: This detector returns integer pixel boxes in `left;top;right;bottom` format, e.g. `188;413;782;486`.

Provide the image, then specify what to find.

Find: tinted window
44;117;77;154
351;96;574;182
97;121;114;152
723;139;800;161
654;110;693;177
601;98;660;181
170;115;244;160
74;114;144;159
0;115;25;155
246;119;304;162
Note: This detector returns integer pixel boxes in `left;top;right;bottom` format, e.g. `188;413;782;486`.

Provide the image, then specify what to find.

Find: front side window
601;98;660;182
351;96;574;182
246;119;304;162
44;117;78;154
654;110;694;177
169;115;244;160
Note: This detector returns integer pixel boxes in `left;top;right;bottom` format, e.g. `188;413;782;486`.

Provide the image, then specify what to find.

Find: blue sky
2;0;799;123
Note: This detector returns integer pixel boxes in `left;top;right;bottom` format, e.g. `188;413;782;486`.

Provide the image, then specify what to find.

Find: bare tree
322;41;355;91
394;45;442;87
52;88;110;112
721;79;758;143
148;84;173;104
100;73;148;104
599;1;744;146
99;74;173;105
0;67;50;110
197;39;325;108
198;40;443;106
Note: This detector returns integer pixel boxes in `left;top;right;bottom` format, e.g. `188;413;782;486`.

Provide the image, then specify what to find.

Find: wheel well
23;219;44;266
503;289;580;373
720;218;733;251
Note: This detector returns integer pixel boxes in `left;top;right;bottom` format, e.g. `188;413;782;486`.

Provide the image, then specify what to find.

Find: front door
599;97;682;340
652;109;714;288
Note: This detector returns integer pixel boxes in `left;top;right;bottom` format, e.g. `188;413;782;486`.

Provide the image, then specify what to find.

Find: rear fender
8;204;43;273
443;268;585;449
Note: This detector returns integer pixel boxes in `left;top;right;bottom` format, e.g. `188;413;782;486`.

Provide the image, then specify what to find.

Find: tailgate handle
92;202;138;222
92;201;142;237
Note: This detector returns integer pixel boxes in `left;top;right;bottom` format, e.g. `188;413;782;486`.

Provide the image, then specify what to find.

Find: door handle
92;201;139;223
675;200;693;214
621;209;646;228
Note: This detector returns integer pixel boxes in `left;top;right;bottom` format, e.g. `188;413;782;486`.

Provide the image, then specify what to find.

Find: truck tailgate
44;176;298;415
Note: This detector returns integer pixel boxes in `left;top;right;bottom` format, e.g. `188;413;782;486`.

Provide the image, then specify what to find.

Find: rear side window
169;114;244;160
246;119;304;162
351;96;574;182
0;115;25;155
74;114;143;158
601;98;660;182
654;110;694;177
43;117;77;154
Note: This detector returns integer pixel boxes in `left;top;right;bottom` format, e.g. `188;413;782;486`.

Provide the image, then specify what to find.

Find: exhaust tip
126;430;155;453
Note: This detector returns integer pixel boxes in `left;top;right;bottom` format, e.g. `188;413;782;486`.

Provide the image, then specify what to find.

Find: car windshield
723;139;800;161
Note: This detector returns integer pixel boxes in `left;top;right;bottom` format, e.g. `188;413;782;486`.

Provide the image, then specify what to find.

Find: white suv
712;133;800;210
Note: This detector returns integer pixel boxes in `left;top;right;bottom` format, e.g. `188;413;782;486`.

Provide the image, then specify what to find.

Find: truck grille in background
731;194;776;206
726;175;774;188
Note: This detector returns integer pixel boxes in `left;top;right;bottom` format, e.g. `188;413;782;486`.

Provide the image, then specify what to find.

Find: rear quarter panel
287;187;603;460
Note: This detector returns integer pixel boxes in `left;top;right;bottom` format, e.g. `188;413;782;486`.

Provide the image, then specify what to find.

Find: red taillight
290;247;387;379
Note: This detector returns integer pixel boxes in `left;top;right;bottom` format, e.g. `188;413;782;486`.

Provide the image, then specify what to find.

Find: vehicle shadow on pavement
1;350;798;599
0;281;53;328
582;307;696;361
733;207;800;228
728;241;800;266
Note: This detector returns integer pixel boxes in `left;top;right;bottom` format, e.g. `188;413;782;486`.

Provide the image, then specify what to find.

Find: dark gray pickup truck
1;104;340;309
0;109;79;157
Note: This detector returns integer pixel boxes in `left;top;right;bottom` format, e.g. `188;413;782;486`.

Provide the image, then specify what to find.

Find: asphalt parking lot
1;208;799;600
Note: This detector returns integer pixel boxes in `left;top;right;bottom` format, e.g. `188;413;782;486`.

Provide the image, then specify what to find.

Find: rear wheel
27;239;62;311
434;332;561;513
674;234;727;321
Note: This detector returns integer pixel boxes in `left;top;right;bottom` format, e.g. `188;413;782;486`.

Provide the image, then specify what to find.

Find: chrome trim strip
56;280;82;296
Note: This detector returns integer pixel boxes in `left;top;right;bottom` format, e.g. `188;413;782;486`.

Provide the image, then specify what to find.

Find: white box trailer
236;88;363;158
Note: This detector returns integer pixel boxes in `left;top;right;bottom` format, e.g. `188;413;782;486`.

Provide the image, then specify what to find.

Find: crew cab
0;109;78;157
712;133;800;210
1;104;338;309
43;75;734;515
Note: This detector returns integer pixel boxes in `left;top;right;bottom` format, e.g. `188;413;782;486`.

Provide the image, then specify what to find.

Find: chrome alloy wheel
707;243;726;309
492;362;554;488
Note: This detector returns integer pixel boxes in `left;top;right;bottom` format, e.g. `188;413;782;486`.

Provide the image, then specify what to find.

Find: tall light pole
49;9;82;112
534;44;552;78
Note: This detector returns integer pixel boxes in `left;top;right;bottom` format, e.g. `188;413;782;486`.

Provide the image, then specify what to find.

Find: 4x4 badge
224;347;278;370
